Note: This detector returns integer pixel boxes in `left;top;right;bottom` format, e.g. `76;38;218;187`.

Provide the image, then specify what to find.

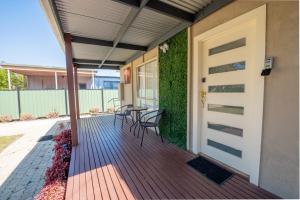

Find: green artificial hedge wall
159;29;187;149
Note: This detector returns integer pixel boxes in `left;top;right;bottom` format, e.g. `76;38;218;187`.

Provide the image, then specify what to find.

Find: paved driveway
0;117;69;200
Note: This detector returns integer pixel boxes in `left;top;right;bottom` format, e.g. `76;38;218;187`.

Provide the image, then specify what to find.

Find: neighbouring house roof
0;63;96;77
40;0;233;70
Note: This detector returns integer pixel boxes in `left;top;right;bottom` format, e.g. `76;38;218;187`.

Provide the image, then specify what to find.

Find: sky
0;0;66;67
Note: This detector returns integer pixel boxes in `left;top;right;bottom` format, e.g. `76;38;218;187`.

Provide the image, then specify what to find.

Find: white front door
192;5;266;185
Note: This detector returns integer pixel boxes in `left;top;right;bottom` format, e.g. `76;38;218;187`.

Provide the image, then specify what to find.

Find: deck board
82;121;95;200
86;125;102;200
66;142;76;200
65;115;279;199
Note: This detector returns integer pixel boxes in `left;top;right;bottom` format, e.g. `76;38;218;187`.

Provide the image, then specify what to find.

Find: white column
54;71;58;89
7;69;11;90
92;72;95;89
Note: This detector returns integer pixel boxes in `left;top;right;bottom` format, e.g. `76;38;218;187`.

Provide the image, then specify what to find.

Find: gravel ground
0;117;69;200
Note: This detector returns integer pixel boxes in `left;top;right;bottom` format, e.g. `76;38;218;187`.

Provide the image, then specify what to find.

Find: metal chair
108;98;121;112
114;104;133;127
138;109;165;146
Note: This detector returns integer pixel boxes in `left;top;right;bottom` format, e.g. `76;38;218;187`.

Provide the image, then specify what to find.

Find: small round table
128;106;148;135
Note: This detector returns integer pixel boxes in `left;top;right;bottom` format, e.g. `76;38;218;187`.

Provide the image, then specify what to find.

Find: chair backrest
154;109;164;124
143;109;164;125
116;104;132;114
113;98;121;109
108;98;120;111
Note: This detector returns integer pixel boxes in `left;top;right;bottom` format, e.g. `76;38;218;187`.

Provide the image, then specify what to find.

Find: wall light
159;42;169;53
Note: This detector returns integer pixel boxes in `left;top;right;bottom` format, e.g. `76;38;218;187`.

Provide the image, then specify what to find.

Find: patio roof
41;0;233;70
1;63;96;77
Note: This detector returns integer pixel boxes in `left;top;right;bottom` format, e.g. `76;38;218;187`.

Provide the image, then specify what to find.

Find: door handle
200;90;207;107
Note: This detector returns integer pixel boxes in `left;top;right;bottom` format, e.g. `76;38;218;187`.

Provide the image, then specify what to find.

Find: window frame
135;58;159;107
103;80;120;89
79;83;87;89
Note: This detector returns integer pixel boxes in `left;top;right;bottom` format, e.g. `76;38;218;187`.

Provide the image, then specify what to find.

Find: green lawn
0;135;23;153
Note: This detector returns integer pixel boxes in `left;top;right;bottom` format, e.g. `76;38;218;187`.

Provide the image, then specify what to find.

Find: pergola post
74;66;80;119
7;69;11;90
54;71;58;89
92;72;95;89
64;33;78;146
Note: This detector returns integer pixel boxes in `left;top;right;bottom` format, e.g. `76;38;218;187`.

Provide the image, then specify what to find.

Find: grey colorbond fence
0;89;118;119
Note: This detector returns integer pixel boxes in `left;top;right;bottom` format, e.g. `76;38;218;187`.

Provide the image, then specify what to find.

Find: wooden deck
65;115;278;199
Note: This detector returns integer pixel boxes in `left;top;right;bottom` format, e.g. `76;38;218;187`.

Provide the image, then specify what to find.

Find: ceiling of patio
47;0;233;70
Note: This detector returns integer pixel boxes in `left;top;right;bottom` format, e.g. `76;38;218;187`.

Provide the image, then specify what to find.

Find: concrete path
0;118;69;200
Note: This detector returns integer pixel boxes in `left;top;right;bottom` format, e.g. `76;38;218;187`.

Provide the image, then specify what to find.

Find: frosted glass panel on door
209;38;246;55
208;84;245;93
207;139;242;158
208;122;243;137
208;104;244;115
209;61;245;74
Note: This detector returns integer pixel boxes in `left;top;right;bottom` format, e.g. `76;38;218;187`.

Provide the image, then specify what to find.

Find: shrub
35;129;72;200
44;129;72;184
45;111;59;119
20;113;36;121
0;115;13;122
89;107;100;115
34;180;66;200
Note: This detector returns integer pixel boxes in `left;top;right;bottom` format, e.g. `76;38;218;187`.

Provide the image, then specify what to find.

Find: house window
136;60;158;108
103;81;119;89
79;83;87;89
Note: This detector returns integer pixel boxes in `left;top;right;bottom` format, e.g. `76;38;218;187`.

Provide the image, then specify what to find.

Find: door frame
191;5;266;185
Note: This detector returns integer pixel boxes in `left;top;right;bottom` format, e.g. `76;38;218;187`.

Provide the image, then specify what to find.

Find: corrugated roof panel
56;0;131;24
159;0;212;14
120;8;181;46
131;8;181;33
55;0;131;40
108;49;139;61
182;0;207;8
59;12;121;41
121;22;181;46
72;43;111;60
120;27;159;46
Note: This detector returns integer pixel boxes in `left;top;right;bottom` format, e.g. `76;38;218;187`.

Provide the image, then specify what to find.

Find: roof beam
116;43;147;51
114;0;194;22
71;35;147;51
146;0;194;22
71;35;112;46
112;0;140;7
101;65;120;70
76;64;120;70
73;58;125;65
99;0;149;68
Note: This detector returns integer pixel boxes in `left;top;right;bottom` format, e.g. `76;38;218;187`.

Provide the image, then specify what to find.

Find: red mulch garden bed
35;129;72;200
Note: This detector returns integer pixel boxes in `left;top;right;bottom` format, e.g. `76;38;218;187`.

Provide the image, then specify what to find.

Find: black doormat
187;156;233;185
38;135;53;142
